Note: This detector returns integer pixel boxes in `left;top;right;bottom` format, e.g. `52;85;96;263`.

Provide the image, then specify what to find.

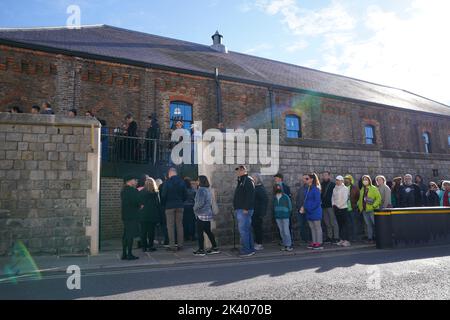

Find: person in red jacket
443;182;450;207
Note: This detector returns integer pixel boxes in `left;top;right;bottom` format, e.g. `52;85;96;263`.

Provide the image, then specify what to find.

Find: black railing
101;132;174;165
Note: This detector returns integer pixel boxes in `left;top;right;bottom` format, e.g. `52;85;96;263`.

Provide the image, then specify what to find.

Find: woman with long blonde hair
139;177;162;252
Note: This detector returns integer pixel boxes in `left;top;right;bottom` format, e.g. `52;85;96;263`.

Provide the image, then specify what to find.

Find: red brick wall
1;44;450;154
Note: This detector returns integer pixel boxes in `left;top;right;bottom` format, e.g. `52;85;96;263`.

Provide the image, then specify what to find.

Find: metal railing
100;131;174;166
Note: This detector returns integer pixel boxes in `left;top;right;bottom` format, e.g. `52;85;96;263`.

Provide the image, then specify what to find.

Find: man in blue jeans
233;165;256;257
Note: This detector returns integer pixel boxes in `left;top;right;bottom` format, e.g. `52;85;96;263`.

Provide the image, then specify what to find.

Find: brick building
1;25;450;248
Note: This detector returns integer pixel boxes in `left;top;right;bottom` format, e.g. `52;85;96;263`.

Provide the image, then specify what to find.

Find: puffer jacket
303;185;322;221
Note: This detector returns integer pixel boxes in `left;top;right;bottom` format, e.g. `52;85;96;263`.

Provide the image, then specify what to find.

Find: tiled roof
1;24;449;116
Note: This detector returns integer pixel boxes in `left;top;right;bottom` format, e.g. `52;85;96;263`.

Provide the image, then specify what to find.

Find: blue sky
1;0;450;105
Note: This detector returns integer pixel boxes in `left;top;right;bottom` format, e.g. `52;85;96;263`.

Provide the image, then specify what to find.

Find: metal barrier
375;207;450;249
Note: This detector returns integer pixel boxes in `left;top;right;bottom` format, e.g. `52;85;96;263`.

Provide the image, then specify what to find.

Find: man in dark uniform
121;175;142;260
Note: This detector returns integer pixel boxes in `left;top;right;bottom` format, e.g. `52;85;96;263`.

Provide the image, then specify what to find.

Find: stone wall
198;143;450;246
0;113;100;256
98;140;450;244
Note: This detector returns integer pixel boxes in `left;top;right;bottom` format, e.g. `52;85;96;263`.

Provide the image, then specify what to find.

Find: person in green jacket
273;184;293;252
357;175;382;244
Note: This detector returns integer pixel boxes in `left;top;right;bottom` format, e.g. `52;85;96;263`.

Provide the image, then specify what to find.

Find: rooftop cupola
211;30;228;53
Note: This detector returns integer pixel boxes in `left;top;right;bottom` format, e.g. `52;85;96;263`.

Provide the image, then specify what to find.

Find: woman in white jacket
332;176;350;247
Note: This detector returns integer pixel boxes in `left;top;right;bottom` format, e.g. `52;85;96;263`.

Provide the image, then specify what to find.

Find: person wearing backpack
193;175;220;256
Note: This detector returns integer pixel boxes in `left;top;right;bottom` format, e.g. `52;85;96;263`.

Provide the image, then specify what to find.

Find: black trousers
183;206;196;241
335;208;350;241
252;214;264;244
197;219;217;250
141;221;157;249
122;231;134;257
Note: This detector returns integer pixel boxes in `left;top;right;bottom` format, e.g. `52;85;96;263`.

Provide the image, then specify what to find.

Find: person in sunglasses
300;173;323;250
425;182;440;207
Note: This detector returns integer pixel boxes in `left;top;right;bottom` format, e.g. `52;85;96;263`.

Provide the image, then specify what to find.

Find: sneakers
341;241;351;247
332;239;341;245
254;244;264;251
307;243;314;249
239;251;256;257
193;249;206;256
312;243;324;250
207;248;221;255
336;240;345;246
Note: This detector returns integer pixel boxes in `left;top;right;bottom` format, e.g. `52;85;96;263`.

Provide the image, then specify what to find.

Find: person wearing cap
376;175;392;209
332;176;351;247
274;173;293;244
273;184;293;251
233;165;256;257
274;173;292;198
398;174;423;208
344;174;361;241
121;175;142;260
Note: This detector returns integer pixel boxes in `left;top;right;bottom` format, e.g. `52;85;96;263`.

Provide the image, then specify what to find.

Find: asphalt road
1;245;450;300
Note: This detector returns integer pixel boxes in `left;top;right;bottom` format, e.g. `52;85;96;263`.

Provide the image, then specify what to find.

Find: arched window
170;101;193;130
286;115;301;139
364;125;375;145
423;132;431;154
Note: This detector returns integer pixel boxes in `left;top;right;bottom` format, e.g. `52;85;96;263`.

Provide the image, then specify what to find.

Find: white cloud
320;0;450;104
255;0;356;36
285;39;309;53
243;43;273;55
253;0;450;105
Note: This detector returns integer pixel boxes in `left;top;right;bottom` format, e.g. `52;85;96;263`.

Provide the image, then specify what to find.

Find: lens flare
1;241;41;284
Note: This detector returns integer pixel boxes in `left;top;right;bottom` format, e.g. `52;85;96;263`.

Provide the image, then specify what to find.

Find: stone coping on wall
0;112;101;127
285;138;450;160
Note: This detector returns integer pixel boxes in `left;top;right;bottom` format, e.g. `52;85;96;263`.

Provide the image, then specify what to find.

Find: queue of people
120;168;220;260
232;168;450;256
